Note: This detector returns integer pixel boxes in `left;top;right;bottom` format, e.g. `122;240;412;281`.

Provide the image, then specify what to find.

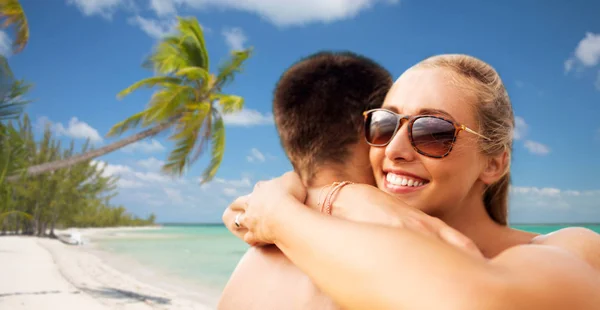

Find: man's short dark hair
273;51;393;179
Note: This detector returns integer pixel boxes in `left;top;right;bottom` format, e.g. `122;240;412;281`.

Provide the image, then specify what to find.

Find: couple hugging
218;51;600;309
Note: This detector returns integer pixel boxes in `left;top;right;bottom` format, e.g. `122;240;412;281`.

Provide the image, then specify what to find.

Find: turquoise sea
92;224;600;293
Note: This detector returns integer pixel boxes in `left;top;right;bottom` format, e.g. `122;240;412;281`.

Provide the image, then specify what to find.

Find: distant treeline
0;115;155;237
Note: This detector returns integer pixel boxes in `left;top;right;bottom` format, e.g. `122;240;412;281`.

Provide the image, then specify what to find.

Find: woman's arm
239;174;600;310
224;183;482;255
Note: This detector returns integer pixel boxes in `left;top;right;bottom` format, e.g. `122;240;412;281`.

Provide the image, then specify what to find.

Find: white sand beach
0;229;219;310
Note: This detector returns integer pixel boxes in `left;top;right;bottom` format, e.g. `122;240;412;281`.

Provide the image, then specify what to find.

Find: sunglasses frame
363;108;490;158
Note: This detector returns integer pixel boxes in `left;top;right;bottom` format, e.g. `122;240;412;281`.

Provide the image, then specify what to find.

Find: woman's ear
479;151;509;185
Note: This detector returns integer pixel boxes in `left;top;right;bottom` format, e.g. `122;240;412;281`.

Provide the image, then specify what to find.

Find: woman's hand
222;194;251;242
224;171;307;246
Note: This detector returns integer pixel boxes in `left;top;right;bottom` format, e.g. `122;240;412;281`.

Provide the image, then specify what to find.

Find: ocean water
92;225;250;292
92;224;600;292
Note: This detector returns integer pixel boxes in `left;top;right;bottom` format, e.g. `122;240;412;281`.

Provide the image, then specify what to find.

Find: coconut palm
7;16;251;183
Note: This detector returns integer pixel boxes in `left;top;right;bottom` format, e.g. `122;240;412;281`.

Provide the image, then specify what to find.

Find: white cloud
101;163;133;177
565;33;600;78
128;15;177;39
66;0;129;19
121;139;165;153
108;163;257;221
223;187;238;197
512;117;550;155
223;109;274;126
54;117;104;143
164;0;399;27
509;186;600;222
133;170;171;183
222;27;247;50
524;140;550;155
137;157;165;170
117;179;144;188
510;186;561;197
513;116;527;141
150;0;177;16
0;30;11;57
37;116;103;143
246;148;265;163
164;187;184;203
572;33;600;68
214;177;252;188
92;160;173;187
564;58;575;73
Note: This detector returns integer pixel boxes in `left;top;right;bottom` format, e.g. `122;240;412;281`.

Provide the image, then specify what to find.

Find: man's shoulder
218;245;325;310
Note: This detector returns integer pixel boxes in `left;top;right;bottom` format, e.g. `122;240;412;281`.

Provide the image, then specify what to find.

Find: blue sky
2;0;599;223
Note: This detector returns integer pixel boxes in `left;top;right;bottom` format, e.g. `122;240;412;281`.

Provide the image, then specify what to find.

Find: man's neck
303;165;375;210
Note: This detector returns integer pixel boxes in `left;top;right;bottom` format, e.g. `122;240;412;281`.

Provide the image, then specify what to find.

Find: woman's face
369;67;489;216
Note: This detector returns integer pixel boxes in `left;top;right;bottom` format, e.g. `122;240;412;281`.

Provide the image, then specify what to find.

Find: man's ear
479;151;509;185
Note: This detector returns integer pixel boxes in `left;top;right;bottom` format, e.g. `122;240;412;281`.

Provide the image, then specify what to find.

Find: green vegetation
0;1;249;230
1;115;156;236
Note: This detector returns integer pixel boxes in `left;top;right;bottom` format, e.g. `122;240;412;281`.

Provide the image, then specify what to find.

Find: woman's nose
384;121;416;162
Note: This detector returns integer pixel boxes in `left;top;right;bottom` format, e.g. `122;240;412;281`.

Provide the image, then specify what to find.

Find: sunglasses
363;108;490;158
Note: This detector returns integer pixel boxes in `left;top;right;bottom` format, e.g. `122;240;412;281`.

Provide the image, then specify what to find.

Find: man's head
273;51;393;184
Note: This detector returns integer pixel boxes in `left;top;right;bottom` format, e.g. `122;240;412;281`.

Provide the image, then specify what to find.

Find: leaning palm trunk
5;120;174;182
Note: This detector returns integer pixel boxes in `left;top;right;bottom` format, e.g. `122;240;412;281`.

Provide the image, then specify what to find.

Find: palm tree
0;55;31;185
0;0;29;54
6;16;252;183
0;55;31;121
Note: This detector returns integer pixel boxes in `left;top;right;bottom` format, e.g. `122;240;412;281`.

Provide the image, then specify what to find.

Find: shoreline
0;226;221;309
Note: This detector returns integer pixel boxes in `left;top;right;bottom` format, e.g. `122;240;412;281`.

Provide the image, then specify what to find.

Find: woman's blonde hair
414;54;514;225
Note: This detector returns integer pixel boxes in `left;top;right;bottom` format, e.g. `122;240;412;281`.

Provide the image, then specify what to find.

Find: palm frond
106;111;146;137
0;0;29;54
176;16;209;70
162;103;211;175
143;84;193;124
175;66;210;82
117;76;182;99
216;48;252;88
200;113;225;184
0;55;12;79
146;36;189;74
170;101;210;140
213;94;244;113
1;79;32;121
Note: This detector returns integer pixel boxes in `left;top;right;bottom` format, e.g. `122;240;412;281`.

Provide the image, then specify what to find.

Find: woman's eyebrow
416;108;455;120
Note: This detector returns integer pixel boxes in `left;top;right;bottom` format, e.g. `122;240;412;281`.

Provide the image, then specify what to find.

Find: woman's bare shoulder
530;227;600;270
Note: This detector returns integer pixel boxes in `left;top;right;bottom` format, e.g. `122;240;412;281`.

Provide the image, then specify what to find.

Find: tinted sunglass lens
411;117;456;156
365;111;398;145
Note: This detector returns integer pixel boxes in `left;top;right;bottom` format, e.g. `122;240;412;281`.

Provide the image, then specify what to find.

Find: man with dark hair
218;51;393;309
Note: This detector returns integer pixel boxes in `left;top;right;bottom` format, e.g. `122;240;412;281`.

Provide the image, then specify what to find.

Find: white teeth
386;173;426;187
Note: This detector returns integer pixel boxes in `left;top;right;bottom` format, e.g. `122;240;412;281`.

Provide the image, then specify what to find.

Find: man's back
218;244;339;309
